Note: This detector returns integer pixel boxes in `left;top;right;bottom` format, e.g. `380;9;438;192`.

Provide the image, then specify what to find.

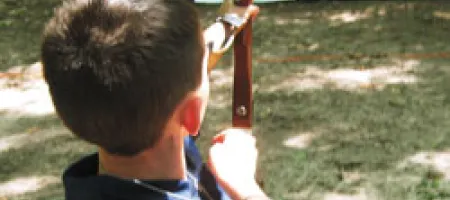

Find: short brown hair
42;0;204;156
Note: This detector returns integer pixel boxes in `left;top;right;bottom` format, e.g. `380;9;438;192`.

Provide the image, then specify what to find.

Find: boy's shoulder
62;153;195;200
62;137;230;200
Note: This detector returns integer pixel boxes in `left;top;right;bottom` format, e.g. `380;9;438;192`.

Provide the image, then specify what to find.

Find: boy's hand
204;4;259;70
206;4;259;52
207;128;268;200
209;128;257;182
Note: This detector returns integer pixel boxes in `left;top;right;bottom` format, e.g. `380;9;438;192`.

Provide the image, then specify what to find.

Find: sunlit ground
0;176;58;197
265;59;418;92
0;62;54;116
2;1;450;200
402;151;450;181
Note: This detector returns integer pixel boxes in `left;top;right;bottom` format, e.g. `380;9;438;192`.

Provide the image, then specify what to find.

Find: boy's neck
98;134;186;180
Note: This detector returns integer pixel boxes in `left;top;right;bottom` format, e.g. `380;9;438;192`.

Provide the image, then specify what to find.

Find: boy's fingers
212;133;226;144
245;5;259;20
224;133;256;147
212;128;256;146
221;128;252;135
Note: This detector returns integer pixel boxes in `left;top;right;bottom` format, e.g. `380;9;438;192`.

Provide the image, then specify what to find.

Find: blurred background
1;0;450;199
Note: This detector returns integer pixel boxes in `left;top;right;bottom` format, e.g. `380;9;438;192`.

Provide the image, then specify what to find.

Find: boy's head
42;0;205;156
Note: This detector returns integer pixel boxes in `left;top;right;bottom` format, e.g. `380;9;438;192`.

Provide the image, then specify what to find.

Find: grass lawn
2;1;450;199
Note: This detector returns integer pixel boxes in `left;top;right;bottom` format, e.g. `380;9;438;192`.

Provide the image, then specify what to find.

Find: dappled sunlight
0;175;59;197
0;62;54;115
208;67;233;109
283;187;315;200
329;11;370;23
283;131;320;149
207;93;230;109
274;17;311;26
327;6;387;26
265;60;419;93
324;188;367;200
341;171;365;185
0;81;54;115
209;67;233;87
400;151;450;180
434;11;450;20
0;127;67;153
256;15;269;22
0;1;449;199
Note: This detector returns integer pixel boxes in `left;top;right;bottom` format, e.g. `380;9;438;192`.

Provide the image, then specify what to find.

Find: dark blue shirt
63;136;231;200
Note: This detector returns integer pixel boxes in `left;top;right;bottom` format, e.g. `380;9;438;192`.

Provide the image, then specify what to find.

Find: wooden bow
207;0;256;129
232;0;253;129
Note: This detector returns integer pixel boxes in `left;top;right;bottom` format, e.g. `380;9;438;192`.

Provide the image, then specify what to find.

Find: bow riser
232;0;253;128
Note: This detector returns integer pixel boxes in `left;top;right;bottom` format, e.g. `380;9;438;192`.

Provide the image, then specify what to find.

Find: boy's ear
180;96;203;136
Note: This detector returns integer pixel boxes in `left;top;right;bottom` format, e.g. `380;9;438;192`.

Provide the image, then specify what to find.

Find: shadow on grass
0;114;61;136
198;2;450;199
204;59;449;199
0;114;95;199
0;0;61;71
3;1;450;200
253;1;450;68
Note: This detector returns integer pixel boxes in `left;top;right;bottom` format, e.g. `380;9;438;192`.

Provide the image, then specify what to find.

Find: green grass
2;1;450;199
0;0;61;70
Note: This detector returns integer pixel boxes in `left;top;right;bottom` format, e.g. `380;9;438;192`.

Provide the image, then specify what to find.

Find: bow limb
232;0;254;129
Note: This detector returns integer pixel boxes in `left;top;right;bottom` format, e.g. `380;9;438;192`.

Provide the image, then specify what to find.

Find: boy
41;0;268;199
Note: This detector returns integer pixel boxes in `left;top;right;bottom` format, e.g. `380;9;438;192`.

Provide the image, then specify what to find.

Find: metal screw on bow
236;105;247;117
